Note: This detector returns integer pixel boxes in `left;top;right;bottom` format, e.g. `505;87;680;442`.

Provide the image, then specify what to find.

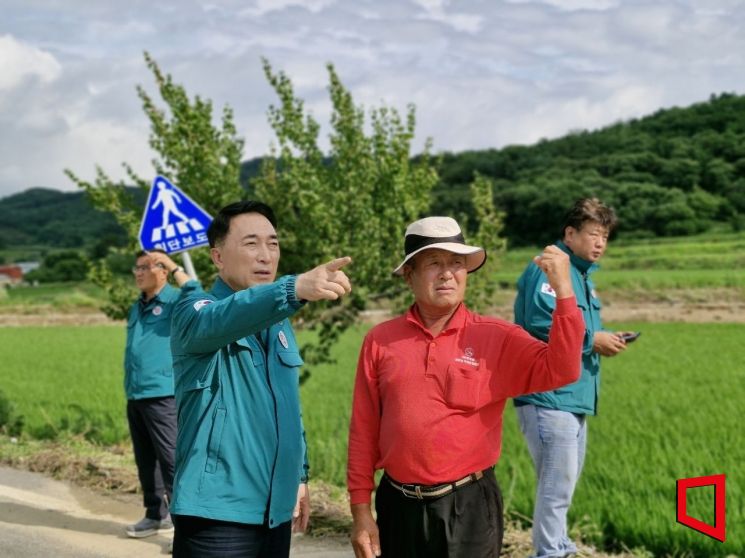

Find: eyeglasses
131;264;165;274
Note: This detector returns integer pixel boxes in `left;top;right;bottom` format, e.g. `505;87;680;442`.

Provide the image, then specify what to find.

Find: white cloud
240;0;337;17
524;85;665;144
0;34;61;91
411;0;483;33
1;0;745;198
504;0;620;11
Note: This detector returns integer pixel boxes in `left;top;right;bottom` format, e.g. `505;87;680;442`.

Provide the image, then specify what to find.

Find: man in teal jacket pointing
169;200;352;557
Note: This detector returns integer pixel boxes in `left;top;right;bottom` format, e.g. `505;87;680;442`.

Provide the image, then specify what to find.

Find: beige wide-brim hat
392;216;487;276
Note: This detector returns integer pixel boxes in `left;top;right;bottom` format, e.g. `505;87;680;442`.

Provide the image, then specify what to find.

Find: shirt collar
211;276;235;300
556;240;599;274
139;284;167;306
405;302;469;337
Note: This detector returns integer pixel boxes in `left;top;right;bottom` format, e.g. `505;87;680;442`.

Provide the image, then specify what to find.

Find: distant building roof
0;265;23;282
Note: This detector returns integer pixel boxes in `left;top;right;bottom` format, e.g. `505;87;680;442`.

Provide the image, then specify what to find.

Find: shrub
0;389;24;436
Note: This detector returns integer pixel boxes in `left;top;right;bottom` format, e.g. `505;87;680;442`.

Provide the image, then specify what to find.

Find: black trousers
375;469;503;558
172;515;292;558
126;396;177;520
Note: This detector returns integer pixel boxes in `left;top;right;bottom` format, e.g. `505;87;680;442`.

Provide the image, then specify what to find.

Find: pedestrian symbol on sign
138;176;213;254
152;180;189;230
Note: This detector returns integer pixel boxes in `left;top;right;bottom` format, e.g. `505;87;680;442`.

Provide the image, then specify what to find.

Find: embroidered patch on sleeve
540;282;556;297
193;299;213;311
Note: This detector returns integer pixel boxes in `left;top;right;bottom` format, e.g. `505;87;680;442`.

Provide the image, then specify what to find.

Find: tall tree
463;173;507;312
66;52;244;318
254;60;440;366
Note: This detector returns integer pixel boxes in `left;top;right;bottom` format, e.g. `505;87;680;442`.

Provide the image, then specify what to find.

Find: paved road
0;466;353;557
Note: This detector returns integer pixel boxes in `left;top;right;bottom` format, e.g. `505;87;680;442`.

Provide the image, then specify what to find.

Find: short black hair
135;248;167;259
561;198;618;237
207;200;277;248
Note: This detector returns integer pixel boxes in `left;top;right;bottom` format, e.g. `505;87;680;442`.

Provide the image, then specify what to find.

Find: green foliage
254;60;440;366
0;281;106;310
24;250;90;283
433;92;745;245
88;233;129;260
1;326;127;444
0;389;24;436
0;188;129;250
463;173;507;311
86;260;136;320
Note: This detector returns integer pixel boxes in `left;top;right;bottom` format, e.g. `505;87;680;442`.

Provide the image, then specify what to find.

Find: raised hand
295;256;352;301
533;246;573;299
145;251;177;273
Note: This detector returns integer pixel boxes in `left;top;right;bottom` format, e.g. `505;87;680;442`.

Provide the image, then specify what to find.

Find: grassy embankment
0;281;105;313
495;230;745;292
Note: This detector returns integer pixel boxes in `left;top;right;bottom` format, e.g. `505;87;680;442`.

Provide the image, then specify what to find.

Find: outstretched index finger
325;256;352;272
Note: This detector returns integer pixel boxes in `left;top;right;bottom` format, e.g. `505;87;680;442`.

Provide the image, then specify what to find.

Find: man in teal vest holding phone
514;198;636;558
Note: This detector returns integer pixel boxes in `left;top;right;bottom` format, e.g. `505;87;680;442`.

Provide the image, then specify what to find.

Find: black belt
384;470;486;500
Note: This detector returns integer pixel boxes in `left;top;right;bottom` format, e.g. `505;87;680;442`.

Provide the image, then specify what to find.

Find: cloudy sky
2;0;744;199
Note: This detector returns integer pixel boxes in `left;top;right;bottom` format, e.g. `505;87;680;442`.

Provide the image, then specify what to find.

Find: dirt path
3;297;744;327
0;466;352;557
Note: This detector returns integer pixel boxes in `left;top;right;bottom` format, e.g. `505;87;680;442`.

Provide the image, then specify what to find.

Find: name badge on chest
278;330;289;349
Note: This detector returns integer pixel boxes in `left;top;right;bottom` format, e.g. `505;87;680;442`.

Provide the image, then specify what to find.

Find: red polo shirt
347;297;584;505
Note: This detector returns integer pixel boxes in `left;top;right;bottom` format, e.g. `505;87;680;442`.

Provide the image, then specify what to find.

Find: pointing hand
295;256;352;301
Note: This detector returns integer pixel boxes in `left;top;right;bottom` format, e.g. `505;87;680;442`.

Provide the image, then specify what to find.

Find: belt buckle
400;483;424;499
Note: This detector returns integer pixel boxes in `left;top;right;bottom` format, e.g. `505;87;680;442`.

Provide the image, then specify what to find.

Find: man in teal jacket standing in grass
169;200;352;558
124;248;190;539
514;197;634;558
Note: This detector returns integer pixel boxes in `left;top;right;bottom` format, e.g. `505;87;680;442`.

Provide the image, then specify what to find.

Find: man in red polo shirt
347;216;585;558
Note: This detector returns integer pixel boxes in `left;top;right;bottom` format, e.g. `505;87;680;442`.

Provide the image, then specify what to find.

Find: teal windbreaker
123;283;179;400
169;276;309;526
513;241;603;415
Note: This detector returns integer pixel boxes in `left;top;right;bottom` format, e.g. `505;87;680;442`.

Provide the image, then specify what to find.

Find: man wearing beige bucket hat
347;216;586;558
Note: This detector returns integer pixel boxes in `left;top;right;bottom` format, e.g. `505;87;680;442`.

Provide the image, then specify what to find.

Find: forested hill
4;93;744;252
428;92;745;245
0;188;133;254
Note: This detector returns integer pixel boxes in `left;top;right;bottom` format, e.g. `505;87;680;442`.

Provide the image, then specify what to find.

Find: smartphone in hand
620;331;641;343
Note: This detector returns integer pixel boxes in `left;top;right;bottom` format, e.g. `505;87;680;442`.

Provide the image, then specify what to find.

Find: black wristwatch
170;266;184;277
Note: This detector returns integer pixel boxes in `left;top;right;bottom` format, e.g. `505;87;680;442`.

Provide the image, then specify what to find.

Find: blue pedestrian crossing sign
138;176;213;254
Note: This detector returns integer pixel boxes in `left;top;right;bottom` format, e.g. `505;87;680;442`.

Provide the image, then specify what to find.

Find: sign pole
181;251;198;281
